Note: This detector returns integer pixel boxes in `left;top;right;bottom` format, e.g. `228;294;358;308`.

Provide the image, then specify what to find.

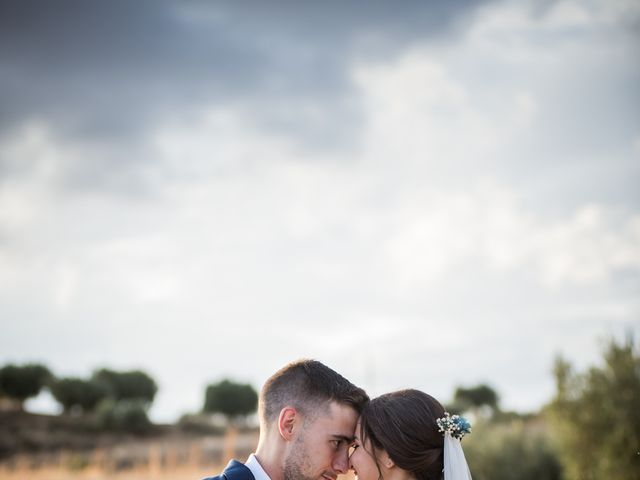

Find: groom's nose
332;451;349;474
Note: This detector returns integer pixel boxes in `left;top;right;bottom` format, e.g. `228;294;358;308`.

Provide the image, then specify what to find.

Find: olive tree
50;377;109;413
92;368;157;406
0;363;52;410
204;379;258;424
548;335;640;479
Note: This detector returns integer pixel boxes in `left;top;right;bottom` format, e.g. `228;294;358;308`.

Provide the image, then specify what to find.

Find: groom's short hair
259;359;368;425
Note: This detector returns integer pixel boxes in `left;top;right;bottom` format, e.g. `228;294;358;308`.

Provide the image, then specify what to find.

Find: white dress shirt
245;454;272;480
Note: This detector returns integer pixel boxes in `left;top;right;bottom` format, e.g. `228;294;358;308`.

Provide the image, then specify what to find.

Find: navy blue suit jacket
202;459;256;480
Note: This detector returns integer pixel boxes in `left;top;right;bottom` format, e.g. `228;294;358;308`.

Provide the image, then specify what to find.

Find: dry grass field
0;425;258;480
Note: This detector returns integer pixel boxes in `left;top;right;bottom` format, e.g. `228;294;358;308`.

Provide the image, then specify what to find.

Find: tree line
0;366;160;432
0;364;258;431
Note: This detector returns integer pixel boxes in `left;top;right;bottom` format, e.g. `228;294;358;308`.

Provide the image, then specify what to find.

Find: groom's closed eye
329;436;352;451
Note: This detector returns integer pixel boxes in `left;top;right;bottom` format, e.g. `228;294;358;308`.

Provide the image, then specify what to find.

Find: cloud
0;121;158;201
383;183;640;288
2;28;637;304
0;0;493;144
351;50;506;174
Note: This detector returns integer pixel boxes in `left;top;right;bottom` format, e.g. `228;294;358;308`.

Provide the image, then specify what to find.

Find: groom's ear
277;407;298;441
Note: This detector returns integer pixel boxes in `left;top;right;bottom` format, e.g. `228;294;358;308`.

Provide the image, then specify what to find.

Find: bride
349;389;472;480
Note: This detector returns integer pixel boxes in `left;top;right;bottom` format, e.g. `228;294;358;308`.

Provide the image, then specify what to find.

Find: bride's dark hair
359;389;445;480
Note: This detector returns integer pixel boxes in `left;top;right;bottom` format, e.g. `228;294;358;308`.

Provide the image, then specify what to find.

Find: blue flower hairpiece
436;412;471;440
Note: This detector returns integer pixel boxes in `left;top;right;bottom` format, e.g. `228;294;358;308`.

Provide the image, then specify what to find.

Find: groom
202;359;369;480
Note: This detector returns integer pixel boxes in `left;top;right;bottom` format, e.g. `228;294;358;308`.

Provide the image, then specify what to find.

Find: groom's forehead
312;402;358;430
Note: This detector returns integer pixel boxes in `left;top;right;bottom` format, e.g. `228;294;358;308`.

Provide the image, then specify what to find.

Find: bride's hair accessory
436;412;472;440
437;412;473;479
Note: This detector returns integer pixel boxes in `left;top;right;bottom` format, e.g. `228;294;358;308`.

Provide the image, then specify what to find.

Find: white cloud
0;123;60;236
51;262;79;311
351;51;504;169
382;181;640;289
544;1;595;28
531;205;640;286
472;0;640;35
347;45;639;290
514;91;538;126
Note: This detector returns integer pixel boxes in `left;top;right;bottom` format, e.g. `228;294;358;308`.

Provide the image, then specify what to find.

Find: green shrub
548;336;640;480
463;418;562;480
50;377;109;413
95;399;153;433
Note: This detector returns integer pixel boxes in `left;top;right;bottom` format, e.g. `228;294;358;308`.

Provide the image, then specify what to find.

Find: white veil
437;412;472;480
443;433;472;480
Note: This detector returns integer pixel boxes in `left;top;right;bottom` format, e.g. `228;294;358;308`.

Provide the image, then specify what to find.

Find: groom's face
283;401;358;480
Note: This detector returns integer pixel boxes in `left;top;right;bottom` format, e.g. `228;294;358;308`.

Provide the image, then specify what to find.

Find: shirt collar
245;453;272;480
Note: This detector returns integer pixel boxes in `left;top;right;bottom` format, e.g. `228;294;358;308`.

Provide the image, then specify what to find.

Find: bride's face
348;423;382;480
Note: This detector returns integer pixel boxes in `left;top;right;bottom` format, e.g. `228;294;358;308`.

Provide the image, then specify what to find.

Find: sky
1;0;639;423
